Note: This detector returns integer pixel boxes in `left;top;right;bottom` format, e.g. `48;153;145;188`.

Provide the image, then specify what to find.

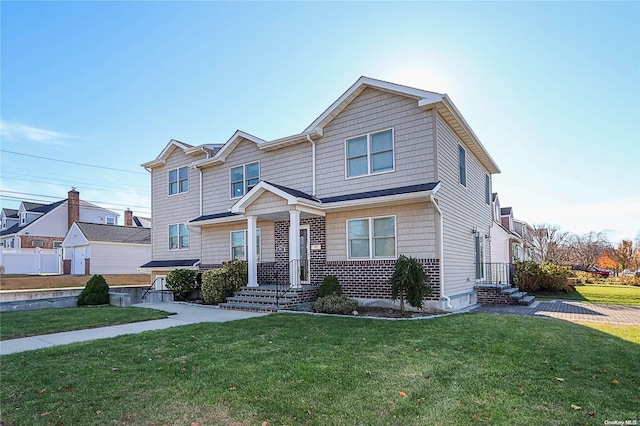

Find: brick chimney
124;208;133;227
68;187;80;230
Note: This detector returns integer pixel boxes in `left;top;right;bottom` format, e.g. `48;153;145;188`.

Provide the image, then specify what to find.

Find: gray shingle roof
76;222;150;244
2;208;18;218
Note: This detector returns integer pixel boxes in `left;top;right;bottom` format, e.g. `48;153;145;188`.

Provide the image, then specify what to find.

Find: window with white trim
346;129;394;178
169;167;189;195
106;217;116;225
54;241;63;248
474;234;485;280
20;212;26;225
169;223;189;250
347;216;396;259
459;145;467;187
230;162;259;198
230;229;261;261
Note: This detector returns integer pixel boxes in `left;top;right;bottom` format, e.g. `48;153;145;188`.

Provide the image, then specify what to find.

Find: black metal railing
475;263;515;287
256;259;311;306
141;276;163;300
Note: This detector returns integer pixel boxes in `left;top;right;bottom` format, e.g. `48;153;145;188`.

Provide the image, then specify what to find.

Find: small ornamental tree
201;260;248;305
318;276;341;297
391;255;431;312
166;268;197;301
77;274;110;306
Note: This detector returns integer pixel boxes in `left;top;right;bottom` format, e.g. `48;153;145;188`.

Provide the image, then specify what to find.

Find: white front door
73;246;85;275
300;225;310;284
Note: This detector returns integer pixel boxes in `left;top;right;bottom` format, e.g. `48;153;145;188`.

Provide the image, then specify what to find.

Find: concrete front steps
219;285;319;313
475;284;536;306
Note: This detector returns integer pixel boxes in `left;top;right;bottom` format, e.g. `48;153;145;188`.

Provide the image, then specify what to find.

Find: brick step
219;302;282;313
225;296;293;306
236;290;300;298
519;295;536;305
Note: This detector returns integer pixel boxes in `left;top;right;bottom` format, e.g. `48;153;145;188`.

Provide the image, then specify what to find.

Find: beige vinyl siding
325;202;436;261
244;192;290;216
89;242;151;274
150;149;204;261
435;113;493;296
201;139;312;214
201;220;275;264
315;87;435;198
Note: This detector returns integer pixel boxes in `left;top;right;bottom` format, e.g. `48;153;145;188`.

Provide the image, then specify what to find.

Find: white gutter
306;134;316;196
430;194;453;311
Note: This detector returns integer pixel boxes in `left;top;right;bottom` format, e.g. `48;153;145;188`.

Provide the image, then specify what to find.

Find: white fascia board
141;159;166;169
230;182;322;214
322;190;436;211
188;215;246;227
214;130;266;162
89;241;150;247
259;130;322;151
440;96;501;174
304;76;444;133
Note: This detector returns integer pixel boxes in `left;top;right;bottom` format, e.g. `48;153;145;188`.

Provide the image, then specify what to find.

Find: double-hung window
347;216;396;259
230;162;260;198
346;129;394;178
458;145;467;187
230;229;261;261
169;223;189;250
169;167;189;195
474;234;485;280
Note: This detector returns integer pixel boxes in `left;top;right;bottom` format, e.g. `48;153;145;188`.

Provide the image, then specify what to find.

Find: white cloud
0;120;74;144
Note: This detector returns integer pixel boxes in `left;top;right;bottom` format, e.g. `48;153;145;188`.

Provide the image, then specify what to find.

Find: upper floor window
458;145;467;187
347;216;396;259
169;223;189;250
230;229;261;261
20;212;27;225
346;129;394;178
485;174;490;205
1;218;5;229
106;217;116;225
230;162;259;198
169;167;189;195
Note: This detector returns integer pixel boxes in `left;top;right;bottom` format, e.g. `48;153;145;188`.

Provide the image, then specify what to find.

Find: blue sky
1;1;638;242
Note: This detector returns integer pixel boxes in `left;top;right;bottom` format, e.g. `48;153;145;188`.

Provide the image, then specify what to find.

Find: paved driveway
0;302;266;356
472;300;640;325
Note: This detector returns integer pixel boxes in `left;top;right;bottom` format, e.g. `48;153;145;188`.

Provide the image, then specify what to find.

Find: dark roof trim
321;182;439;204
190;211;239;222
139;259;200;268
501;207;512;215
263;181;319;202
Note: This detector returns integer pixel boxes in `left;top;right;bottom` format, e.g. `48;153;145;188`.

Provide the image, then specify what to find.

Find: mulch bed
355;306;434;319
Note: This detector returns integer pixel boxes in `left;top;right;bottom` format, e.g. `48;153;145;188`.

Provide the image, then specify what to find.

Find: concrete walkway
472;300;640;325
0;302;266;356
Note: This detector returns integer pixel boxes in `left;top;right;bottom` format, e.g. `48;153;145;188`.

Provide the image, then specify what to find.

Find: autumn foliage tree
609;240;636;272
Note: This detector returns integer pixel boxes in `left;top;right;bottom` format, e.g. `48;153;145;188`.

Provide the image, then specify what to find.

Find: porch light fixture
471;227;478;235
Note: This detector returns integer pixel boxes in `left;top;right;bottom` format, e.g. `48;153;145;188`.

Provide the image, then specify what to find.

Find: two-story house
140;77;501;312
489;194;525;264
1;188;119;249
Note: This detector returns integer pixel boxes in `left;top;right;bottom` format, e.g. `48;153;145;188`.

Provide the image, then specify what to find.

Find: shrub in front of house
201;260;248;305
513;261;572;293
166;268;197;301
77;274;110;306
313;294;358;315
318;275;341;298
391;255;431;312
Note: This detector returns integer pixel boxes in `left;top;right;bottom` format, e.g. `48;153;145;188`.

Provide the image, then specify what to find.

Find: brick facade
19;235;63;250
475;285;519;305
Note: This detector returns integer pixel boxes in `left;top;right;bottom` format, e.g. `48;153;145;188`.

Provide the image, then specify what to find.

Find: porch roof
139;259;200;269
320;182;439;204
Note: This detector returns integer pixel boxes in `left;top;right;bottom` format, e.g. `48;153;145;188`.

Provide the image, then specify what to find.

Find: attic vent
31;240;44;247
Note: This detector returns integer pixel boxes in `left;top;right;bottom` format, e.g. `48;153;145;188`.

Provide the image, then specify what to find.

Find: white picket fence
0;248;63;275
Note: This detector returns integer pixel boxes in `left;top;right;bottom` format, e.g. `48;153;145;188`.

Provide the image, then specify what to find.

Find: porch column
289;210;301;288
247;215;258;287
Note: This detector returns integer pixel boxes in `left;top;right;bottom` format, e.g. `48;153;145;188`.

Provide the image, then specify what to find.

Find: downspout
430;194;453;311
306;134;316;196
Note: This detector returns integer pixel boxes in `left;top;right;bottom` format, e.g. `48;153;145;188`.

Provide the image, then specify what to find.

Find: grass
536;284;640;306
0;307;171;340
1;313;638;425
574;322;640;345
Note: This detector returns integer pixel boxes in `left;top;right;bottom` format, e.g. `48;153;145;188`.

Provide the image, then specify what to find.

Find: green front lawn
0;307;171;340
536;284;640;306
1;314;638;425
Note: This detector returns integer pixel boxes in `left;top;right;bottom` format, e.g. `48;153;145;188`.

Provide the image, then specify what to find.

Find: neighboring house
513;219;539;261
489;196;525;263
1;188;119;249
124;208;152;228
62;222;151;274
140;77;502;312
